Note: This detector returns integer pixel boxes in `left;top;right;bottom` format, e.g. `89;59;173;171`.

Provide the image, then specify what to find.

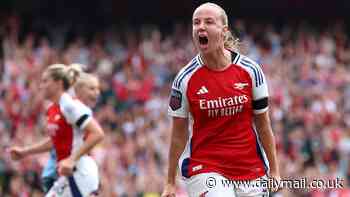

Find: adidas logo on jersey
234;82;249;90
197;86;209;95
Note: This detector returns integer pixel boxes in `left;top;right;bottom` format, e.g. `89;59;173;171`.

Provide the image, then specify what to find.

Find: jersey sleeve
168;56;202;118
168;76;189;118
60;93;92;130
252;67;269;114
239;57;269;114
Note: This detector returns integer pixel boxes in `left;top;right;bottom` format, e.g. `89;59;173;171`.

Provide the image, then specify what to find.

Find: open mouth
198;35;209;45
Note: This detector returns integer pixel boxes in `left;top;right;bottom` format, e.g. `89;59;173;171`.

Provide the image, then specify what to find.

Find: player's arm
247;59;280;191
9;137;52;160
163;75;190;197
70;118;104;162
254;111;279;177
166;117;188;185
162;117;188;197
60;95;104;160
58;117;104;176
59;97;104;175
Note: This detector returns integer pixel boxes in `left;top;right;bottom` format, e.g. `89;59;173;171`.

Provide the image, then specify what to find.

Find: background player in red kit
162;3;280;197
40;70;102;195
9;64;104;197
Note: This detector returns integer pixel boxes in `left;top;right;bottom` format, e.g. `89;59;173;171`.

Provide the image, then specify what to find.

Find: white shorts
45;156;99;197
184;172;269;197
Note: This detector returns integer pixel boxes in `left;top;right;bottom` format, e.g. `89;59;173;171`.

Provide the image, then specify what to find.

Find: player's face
77;78;100;108
192;5;226;54
40;72;60;100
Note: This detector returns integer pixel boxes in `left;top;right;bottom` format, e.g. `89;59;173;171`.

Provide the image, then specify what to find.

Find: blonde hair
75;72;99;89
45;63;83;90
198;2;240;52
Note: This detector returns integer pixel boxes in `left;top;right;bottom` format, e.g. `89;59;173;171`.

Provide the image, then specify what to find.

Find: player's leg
45;176;71;197
46;156;99;197
45;172;98;197
41;150;58;193
185;172;236;197
234;175;269;197
42;177;57;194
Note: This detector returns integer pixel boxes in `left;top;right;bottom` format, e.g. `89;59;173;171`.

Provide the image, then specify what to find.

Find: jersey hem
184;169;266;181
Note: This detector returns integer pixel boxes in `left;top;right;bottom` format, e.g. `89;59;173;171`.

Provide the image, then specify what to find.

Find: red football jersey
169;51;269;180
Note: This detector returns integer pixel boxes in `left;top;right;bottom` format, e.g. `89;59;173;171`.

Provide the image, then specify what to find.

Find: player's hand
161;183;176;197
8;146;27;161
58;157;76;176
268;170;281;193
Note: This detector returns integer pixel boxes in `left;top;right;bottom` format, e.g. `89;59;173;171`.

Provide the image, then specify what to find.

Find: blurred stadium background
1;0;350;196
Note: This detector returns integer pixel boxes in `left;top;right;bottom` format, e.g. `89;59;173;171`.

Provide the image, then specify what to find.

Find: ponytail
224;30;240;52
66;63;83;87
45;63;83;90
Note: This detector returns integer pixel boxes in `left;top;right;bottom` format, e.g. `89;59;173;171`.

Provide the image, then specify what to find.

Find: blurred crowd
1;15;350;197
